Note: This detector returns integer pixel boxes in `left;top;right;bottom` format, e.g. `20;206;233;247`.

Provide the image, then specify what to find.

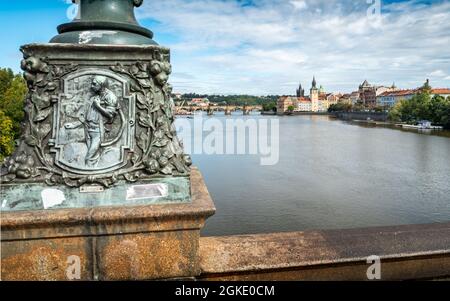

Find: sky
0;0;449;95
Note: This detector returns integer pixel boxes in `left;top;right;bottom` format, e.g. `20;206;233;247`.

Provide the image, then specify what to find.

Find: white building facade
297;99;312;112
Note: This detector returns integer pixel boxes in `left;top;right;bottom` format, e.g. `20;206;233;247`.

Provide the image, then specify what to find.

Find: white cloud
137;0;450;95
428;70;446;77
290;0;308;11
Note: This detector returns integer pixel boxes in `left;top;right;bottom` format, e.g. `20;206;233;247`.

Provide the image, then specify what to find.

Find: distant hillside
177;93;280;106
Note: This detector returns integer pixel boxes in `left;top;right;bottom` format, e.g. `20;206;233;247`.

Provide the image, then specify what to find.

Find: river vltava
176;113;450;236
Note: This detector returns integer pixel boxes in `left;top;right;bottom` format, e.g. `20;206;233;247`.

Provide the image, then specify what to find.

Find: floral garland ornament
111;50;192;180
2;50;76;182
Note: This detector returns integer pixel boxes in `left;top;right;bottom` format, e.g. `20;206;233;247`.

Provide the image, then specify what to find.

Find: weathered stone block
1;237;93;281
95;231;199;280
1;168;215;281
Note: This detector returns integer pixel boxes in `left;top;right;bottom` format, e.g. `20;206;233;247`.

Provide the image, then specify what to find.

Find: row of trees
328;103;353;112
328;103;388;113
328;89;450;129
179;93;280;106
389;92;450;128
0;68;27;160
262;101;277;112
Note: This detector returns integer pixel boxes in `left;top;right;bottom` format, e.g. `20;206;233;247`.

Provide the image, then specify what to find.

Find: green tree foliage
262;101;277;112
328;103;353;112
0;68;28;159
352;103;366;112
0;68;14;96
373;105;385;113
0;110;15;161
388;91;450;129
1;75;27;136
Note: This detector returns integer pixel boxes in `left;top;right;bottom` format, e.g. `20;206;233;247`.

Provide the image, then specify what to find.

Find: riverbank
343;119;450;138
277;112;330;116
330;111;449;136
331;111;388;121
261;111;277;116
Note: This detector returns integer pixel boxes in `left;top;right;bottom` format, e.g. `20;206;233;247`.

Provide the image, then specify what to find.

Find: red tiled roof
192;98;208;102
379;89;416;97
379;88;450;97
432;88;450;94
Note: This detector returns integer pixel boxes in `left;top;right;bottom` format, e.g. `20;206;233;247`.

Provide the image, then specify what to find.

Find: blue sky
1;0;449;95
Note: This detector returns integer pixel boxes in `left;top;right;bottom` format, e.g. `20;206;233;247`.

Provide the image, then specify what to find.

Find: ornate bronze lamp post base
1;0;216;281
1;43;192;206
2;0;193;204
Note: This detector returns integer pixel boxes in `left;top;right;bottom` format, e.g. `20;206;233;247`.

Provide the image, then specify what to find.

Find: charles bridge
176;104;263;116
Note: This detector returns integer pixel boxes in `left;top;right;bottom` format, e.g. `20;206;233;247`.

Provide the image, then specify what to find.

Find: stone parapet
199;223;450;281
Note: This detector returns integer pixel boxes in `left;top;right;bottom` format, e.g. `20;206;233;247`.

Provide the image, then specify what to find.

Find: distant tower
296;83;305;97
421;78;432;92
310;76;319;112
391;82;397;90
359;80;371;90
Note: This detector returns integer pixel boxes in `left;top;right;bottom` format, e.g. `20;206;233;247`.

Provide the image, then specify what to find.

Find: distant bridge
176;105;263;116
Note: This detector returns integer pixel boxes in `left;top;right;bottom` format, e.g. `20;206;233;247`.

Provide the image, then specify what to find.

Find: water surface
177;114;450;236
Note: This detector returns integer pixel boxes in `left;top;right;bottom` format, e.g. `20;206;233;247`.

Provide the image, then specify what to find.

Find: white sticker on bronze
126;184;169;201
41;189;66;209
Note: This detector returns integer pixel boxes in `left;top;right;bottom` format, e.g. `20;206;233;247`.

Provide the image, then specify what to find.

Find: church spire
297;82;305;97
312;76;317;89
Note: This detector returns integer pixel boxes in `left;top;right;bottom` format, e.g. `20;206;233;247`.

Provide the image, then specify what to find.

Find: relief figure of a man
65;76;119;167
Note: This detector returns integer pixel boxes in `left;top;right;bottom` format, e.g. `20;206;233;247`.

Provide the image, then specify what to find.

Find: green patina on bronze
1;0;192;207
51;0;157;45
1;177;191;212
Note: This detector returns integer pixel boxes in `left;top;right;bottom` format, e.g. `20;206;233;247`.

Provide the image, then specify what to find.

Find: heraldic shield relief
53;70;134;174
1;45;192;188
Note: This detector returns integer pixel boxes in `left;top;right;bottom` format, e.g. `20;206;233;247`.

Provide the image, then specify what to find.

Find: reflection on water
176;114;450;237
